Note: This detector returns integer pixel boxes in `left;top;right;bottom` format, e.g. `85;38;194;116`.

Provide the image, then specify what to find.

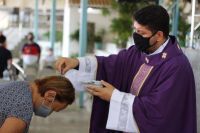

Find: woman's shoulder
0;81;30;95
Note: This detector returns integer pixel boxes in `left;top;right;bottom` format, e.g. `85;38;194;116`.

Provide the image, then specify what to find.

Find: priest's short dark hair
133;5;170;38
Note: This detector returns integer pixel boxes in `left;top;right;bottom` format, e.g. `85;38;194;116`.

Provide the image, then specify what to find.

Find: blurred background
0;0;200;133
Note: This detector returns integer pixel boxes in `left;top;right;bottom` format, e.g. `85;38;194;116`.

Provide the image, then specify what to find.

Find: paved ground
29;103;91;133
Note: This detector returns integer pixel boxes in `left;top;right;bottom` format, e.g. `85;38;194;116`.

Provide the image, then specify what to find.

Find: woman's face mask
34;98;54;117
133;32;157;53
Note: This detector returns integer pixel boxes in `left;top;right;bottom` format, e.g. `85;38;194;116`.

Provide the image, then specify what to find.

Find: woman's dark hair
35;76;75;105
133;5;169;38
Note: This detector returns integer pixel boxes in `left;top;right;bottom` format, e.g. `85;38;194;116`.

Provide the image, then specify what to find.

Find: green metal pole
34;0;39;42
190;0;196;47
159;0;163;5
50;0;56;49
172;0;179;36
79;0;88;108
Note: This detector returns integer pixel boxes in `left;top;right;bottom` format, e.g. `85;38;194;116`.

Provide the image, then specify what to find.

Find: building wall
0;11;9;29
63;5;118;56
4;0;65;10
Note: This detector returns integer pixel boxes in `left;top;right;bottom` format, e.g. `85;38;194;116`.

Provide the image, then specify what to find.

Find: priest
56;5;197;133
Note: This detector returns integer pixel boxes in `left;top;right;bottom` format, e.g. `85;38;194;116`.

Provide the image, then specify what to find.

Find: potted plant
70;29;79;42
70;27;95;53
94;35;103;50
94;29;105;50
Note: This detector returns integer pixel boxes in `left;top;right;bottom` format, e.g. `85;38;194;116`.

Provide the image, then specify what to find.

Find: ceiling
0;0;112;9
69;0;112;7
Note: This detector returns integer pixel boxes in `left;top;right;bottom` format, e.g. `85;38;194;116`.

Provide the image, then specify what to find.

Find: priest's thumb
101;80;111;87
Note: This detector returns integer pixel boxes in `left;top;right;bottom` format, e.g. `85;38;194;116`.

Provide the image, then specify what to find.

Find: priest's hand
87;80;115;101
55;57;79;74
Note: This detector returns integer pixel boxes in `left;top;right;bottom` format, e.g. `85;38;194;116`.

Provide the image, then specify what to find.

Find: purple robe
89;36;197;133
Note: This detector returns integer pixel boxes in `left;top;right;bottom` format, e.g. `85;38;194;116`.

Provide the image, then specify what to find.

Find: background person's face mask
34;98;54;117
133;32;157;53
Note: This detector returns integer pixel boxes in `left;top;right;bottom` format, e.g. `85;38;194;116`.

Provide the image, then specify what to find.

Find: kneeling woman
0;76;75;133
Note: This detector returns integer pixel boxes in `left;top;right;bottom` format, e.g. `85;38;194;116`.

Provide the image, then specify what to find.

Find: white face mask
34;98;54;117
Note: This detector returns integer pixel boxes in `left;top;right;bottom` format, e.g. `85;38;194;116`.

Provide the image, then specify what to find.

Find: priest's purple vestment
89;36;197;133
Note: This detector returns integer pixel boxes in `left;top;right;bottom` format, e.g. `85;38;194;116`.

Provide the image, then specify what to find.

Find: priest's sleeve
77;56;98;75
65;56;98;91
106;89;139;133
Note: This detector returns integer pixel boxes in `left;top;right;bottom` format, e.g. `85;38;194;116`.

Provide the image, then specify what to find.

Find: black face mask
133;32;157;53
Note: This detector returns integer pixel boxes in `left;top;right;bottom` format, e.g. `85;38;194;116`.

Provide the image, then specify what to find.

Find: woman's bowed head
0;76;75;133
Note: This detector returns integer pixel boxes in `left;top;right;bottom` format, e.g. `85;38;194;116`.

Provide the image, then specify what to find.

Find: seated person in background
43;48;56;69
21;32;41;68
0;34;12;78
0;76;75;133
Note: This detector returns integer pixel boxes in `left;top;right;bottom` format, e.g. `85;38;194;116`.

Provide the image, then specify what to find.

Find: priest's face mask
132;21;158;53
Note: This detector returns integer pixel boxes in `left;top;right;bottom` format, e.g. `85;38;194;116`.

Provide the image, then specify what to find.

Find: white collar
148;37;170;56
